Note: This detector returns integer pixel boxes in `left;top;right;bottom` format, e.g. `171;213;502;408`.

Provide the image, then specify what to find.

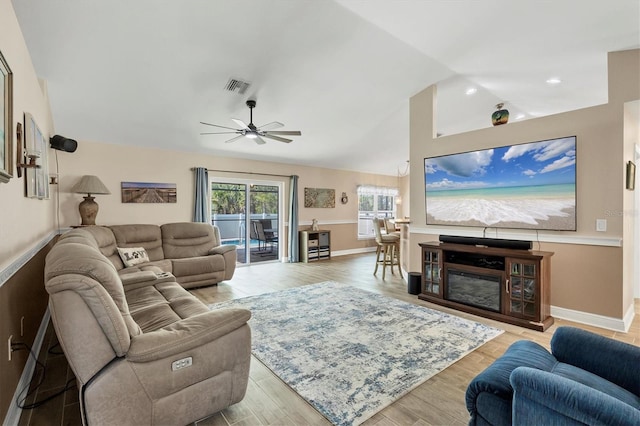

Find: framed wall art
121;182;177;203
24;113;49;199
0;50;13;183
304;187;335;208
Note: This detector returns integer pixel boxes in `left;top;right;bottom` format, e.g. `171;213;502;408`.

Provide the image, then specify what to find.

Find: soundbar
439;235;532;250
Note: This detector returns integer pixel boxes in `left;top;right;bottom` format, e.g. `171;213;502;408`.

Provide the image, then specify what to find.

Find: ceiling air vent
224;78;251;95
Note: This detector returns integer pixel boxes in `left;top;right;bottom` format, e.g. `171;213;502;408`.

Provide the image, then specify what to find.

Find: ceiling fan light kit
201;99;301;144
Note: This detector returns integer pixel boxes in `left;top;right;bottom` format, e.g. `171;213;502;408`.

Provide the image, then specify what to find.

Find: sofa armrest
511;367;640;426
127;308;251;362
551;327;640;395
119;270;175;290
465;340;557;413
208;244;236;256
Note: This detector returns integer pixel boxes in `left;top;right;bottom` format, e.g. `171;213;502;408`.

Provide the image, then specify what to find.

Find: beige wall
53;139;398;252
408;49;639;323
0;0;55;272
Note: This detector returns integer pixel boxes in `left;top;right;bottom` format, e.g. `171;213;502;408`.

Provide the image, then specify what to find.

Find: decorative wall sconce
15;122;41;178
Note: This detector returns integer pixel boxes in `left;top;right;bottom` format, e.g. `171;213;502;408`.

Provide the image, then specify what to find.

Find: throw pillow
117;247;150;268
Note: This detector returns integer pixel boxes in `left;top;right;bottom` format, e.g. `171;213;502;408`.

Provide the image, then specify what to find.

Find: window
357;186;398;238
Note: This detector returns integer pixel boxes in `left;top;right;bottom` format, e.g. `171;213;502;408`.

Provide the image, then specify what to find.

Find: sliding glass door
211;178;282;264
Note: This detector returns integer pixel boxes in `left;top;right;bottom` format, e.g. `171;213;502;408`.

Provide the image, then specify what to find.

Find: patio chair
253;220;277;252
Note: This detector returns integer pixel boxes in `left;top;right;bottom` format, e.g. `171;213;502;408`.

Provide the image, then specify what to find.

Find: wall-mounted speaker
50;135;77;153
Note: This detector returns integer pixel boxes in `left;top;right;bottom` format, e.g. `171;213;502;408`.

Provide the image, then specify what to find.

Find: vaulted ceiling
12;0;640;176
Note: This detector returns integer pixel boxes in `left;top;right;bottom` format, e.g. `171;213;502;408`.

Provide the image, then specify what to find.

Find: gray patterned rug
209;281;502;425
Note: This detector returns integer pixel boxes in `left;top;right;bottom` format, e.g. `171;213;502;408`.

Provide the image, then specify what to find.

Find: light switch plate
596;219;607;232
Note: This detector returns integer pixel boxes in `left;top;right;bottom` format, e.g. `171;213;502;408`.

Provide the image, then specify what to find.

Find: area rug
209;281;502;425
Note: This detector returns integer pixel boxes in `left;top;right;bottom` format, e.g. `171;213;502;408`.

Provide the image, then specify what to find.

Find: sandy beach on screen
426;197;576;230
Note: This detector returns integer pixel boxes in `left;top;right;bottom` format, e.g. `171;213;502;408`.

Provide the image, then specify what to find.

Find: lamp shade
70;175;111;195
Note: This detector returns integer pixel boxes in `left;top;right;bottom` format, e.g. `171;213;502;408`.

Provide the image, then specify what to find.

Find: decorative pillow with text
117;247;150;268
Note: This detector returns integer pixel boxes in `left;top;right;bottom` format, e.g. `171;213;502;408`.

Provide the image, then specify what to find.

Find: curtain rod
192;167;294;179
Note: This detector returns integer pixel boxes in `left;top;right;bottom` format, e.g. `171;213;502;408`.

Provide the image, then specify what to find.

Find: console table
419;242;554;331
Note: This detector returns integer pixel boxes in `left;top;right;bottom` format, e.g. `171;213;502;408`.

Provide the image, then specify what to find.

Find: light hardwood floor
20;253;640;426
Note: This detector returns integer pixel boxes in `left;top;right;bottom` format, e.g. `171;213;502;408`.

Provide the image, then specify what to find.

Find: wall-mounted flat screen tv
424;136;576;231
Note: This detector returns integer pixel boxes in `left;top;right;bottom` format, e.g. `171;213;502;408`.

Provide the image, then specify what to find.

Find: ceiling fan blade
254;135;267;145
257;121;284;131
264;130;302;136
200;131;240;135
225;135;245;144
232;118;250;129
200;121;239;131
262;134;293;143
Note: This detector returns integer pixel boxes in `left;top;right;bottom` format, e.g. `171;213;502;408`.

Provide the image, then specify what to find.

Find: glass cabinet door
422;249;442;297
506;258;538;320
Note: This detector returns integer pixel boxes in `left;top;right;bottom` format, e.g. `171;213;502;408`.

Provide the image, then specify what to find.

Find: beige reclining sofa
44;227;252;425
80;222;236;289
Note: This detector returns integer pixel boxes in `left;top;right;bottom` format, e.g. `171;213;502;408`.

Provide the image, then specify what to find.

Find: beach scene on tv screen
425;136;576;231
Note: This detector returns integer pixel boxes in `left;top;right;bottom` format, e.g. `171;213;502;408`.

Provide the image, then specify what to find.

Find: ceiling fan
200;99;301;145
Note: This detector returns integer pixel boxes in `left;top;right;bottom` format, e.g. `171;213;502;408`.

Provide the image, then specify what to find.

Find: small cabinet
422;248;443;297
299;230;331;262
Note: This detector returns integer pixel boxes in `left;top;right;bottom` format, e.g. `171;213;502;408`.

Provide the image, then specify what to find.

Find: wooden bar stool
372;218;399;279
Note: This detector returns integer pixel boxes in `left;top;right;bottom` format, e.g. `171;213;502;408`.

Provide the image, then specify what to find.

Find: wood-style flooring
19;253;640;426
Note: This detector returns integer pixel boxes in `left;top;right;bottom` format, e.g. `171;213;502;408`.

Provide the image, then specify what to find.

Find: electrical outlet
596;219;607;232
8;335;13;362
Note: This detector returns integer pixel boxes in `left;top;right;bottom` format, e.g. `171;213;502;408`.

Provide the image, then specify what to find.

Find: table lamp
70;175;111;225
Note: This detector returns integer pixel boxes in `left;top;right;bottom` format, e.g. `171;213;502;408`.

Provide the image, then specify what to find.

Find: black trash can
408;272;421;295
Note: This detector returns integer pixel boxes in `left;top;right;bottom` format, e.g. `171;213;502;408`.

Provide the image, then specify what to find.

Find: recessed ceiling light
546;78;562;85
465;88;477;95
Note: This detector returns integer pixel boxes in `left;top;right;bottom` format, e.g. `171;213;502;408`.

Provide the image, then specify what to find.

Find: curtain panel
193;167;209;223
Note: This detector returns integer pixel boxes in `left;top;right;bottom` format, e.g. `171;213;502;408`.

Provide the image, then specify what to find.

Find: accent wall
408;48;639;331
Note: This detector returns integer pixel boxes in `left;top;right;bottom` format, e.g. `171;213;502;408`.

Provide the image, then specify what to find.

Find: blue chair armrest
465;340;557;425
511;367;640;426
551;327;640;396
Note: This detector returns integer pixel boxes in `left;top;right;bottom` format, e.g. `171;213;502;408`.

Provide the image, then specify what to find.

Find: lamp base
78;196;99;226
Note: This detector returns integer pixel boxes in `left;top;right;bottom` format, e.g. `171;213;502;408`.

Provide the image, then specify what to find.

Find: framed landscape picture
0;50;13;183
121;182;177;203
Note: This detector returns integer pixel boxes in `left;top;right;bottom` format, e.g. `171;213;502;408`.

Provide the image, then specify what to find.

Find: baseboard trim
551;304;634;332
4;308;50;426
332;247;377;257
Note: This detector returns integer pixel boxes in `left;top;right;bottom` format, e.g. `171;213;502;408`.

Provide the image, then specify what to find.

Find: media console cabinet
419;242;554;331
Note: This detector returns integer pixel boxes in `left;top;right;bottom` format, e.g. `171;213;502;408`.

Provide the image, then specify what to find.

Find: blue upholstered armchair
465;326;640;425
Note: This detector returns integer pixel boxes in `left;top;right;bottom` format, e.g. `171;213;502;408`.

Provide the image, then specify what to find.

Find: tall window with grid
357;185;398;238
